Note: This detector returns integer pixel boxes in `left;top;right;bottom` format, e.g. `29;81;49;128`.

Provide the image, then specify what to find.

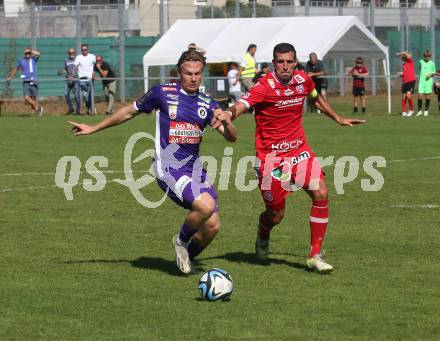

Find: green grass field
1;97;440;340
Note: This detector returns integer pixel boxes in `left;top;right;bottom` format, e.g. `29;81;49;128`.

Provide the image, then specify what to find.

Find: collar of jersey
271;71;294;86
177;83;198;97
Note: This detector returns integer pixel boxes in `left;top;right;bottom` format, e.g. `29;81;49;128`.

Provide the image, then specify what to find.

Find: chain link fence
0;0;439;114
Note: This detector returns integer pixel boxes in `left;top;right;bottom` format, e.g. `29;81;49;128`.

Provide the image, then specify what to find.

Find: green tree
2;39;18;98
202;0;272;19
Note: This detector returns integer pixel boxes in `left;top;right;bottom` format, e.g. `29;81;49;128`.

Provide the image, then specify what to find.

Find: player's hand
68;121;96;136
338;117;366;127
214;108;232;125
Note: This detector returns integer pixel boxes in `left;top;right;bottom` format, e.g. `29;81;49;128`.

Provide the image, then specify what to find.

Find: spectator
415;50;436;117
252;62;270;83
239;44;257;92
348;57;369;113
396;51;416;116
227;62;241;103
6;47;43;116
71;43;96;115
60;48;80;115
306;52;328;101
295;59;305;71
187;43;206;56
169;68;179;83
428;69;440;113
94;55;116;115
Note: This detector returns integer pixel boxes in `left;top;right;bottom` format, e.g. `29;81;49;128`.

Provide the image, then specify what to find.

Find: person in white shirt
227;62;241;103
70;44;96;114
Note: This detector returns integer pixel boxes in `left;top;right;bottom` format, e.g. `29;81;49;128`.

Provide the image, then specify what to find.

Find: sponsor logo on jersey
197;101;210;108
271;151;311;181
291;151;310;166
162;86;177;92
198;95;211;104
167;100;178;105
284;89;294;96
271;162;291;181
275;97;304;107
198;107;207;119
293;74;305;84
168;105;177;120
275;89;281;96
166;93;179;100
271;139;303;151
267;79;275;89
296;84;304;94
169;121;203;144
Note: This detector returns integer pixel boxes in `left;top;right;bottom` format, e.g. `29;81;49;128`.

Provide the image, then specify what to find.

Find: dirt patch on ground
0;98;133;116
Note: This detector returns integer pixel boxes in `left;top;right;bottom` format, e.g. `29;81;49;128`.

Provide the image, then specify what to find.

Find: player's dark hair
247;44;257;52
356;57;363;64
273;43;296;60
261;62;269;68
177;49;206;68
81;43;88;49
424;50;432;57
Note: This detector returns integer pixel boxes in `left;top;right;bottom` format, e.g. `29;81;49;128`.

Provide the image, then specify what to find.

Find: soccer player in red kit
218;43;365;273
397;51;417;116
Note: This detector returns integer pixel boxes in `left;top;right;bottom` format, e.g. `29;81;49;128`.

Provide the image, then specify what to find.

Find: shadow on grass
62;256;186;276
202;251;308;271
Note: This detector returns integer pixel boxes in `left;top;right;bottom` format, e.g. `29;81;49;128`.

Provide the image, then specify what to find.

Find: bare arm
68;103;139;136
212;109;237;142
313;94;366;126
32;49;40;58
396;51;412;59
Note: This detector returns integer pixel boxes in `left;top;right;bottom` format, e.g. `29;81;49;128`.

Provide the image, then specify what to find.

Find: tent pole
383;58;391;114
144;63;149;93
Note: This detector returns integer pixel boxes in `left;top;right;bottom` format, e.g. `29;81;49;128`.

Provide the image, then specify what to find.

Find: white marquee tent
143;16;391;112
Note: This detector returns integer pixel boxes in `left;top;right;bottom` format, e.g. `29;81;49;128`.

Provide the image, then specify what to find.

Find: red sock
258;212;274;240
408;97;414;111
402;98;407;112
309;200;329;257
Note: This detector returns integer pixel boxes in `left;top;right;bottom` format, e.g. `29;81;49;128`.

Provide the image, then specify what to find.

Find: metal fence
0;0;439;107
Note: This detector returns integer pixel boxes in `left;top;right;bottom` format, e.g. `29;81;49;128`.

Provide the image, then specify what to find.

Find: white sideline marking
390;204;439;209
1;155;440;178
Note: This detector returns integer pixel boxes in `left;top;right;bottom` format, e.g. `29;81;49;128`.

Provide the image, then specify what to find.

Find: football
198;268;234;301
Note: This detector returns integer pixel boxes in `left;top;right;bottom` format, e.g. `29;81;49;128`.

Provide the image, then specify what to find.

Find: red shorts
255;145;325;211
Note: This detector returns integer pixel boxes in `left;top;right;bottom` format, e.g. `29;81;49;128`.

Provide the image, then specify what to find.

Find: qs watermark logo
55;132;386;208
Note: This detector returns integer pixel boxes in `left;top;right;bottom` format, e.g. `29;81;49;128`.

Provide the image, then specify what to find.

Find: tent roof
143;16;388;67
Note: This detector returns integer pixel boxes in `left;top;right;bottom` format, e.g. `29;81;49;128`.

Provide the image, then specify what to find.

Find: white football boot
424;110;429;116
173;235;192;274
406;110;414;117
402;112;407;116
255;228;270;260
306;252;333;273
416;110;423;117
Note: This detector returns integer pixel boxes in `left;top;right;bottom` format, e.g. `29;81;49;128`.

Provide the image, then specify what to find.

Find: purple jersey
133;83;218;171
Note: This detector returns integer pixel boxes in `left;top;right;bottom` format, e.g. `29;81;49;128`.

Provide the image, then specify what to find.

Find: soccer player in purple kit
68;50;237;274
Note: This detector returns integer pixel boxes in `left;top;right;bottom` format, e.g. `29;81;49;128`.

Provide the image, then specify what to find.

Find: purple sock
188;241;205;260
178;223;197;243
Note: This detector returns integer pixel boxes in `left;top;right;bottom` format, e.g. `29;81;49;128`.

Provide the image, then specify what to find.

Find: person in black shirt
305;52;328;112
252;62;270;83
94;55;116;115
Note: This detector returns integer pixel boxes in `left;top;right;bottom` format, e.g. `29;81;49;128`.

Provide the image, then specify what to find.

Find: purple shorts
156;167;219;212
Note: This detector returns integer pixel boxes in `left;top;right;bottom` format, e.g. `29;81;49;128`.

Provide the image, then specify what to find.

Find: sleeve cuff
238;98;250;109
133;101;139;112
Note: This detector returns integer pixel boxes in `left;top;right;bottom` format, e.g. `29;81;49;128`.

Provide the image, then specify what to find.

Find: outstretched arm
68;103;139;136
313;94;366;126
